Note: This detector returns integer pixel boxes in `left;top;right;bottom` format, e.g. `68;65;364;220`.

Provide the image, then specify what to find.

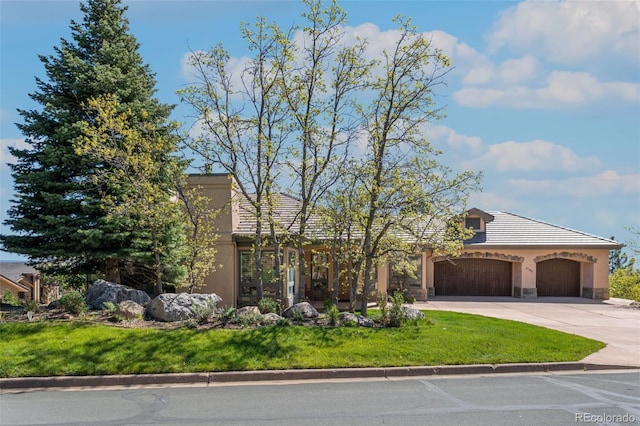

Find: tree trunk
104;258;120;284
331;243;340;306
360;255;373;317
154;250;163;296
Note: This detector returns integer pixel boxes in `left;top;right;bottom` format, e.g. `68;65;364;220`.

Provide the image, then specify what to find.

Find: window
239;251;278;297
311;252;329;300
465;217;481;230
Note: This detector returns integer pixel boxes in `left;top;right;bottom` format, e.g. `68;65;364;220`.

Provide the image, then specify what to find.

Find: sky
1;0;639;261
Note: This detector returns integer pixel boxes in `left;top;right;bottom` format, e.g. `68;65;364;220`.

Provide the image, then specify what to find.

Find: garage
434;258;512;296
536;258;581;297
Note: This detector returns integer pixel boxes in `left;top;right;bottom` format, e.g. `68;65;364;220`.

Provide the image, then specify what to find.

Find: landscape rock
146;293;222;322
262;312;285;324
282;302;318;319
403;307;425;320
116;300;145;320
339;312;375;327
237;306;261;317
85;280;151;310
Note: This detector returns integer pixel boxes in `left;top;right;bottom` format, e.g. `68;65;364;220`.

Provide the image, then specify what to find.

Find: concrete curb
1;363;637;390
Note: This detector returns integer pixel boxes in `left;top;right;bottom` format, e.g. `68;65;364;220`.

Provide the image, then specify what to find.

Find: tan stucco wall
184;174;239;305
425;247;611;299
0;277;27;300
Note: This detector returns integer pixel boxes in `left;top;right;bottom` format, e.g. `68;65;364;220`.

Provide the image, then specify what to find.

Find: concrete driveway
413;297;640;367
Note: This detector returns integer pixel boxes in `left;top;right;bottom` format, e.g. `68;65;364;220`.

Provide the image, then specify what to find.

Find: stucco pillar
520;258;537;298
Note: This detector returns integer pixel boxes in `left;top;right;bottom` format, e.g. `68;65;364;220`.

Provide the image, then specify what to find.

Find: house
0;261;52;303
186;174;622;306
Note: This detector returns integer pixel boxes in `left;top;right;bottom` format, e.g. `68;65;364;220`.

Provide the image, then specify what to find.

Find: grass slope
0;311;605;378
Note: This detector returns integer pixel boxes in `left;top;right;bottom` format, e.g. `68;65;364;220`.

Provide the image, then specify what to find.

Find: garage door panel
435;259;512;296
536;259;580;297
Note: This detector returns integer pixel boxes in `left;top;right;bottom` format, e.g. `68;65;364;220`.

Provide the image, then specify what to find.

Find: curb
1;363;637;390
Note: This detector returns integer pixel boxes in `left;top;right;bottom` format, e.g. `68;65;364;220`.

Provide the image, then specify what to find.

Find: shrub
609;263;640;302
24;299;39;314
258;297;279;314
217;306;236;322
58;291;88;315
2;290;21;307
231;312;264;327
387;290;407;327
102;301;117;315
192;299;217;323
376;292;388;320
325;304;340;326
292;308;305;323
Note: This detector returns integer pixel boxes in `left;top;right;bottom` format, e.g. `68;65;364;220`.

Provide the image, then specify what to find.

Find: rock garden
0;280;425;330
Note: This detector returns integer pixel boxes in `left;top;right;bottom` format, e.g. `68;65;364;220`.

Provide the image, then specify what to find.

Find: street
2;371;639;425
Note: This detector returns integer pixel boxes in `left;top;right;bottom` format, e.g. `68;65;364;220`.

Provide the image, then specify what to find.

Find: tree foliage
1;0;177;286
76;94;186;294
181;0;481;312
180;17;290;300
609;259;640;302
176;185;220;294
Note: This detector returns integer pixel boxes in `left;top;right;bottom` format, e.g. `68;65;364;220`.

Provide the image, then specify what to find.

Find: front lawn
0;311;605;378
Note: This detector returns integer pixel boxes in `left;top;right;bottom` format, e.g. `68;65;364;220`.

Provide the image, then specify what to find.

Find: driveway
413;297;640;367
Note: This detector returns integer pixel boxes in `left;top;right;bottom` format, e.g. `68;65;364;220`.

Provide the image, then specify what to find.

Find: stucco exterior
186;174;621;307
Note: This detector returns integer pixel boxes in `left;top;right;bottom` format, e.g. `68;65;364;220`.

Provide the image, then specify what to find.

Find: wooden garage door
536;259;580;297
434;259;512;296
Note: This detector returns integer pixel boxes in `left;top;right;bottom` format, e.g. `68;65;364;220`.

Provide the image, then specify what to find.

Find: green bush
325;304;340;326
609;264;640;302
58;291;88;315
292;308;305;323
192;299;217;323
102;301;117;315
217;306;236;322
24;299;38;314
2;290;22;307
258;298;279;314
387;291;407;327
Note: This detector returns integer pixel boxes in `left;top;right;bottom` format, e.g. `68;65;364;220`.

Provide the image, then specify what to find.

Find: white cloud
510;170;640;198
424;124;484;155
499;55;537;85
181;50;252;90
488;0;640;64
0;138;28;164
453;71;640;109
471;139;601;173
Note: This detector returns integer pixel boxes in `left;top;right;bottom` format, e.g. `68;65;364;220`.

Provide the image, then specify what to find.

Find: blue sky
1;0;639;261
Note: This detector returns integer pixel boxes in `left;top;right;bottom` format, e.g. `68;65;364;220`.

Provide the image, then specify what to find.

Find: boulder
282;302;318;319
85;280;151;310
262;312;285;324
339;312;375;327
146;293;222;322
403;307;425;320
237;306;261;317
116;300;145;320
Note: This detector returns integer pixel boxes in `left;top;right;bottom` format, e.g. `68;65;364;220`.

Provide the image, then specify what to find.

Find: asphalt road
2;371;639;425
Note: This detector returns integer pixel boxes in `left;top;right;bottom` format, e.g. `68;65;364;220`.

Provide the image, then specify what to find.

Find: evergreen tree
1;0;177;284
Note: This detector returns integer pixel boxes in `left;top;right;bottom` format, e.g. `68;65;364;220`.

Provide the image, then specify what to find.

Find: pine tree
1;0;177;284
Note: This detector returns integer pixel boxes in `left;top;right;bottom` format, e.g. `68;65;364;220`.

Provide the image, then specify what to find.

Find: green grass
0;311;605;378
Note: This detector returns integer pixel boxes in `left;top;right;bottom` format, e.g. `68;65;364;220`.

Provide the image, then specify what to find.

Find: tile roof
234;193;325;239
465;211;622;248
0;261;37;283
233;199;621;249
